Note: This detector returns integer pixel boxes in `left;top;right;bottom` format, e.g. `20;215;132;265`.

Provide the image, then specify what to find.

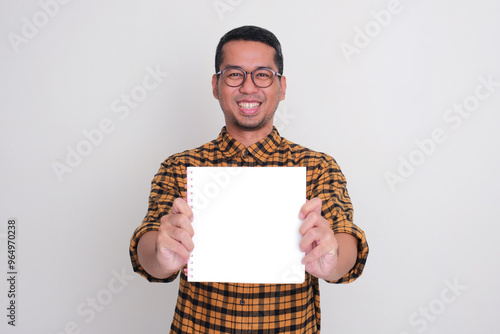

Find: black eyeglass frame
216;66;282;88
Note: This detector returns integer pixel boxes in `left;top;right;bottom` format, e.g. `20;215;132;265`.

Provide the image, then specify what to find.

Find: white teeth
238;102;260;109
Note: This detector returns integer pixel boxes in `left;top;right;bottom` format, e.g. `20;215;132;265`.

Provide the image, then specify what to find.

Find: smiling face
212;40;287;146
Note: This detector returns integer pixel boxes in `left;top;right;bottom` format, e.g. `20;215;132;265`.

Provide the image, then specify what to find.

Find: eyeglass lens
223;68;276;88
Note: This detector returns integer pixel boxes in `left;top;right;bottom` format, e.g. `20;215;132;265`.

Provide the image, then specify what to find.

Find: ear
212;74;219;100
279;75;287;101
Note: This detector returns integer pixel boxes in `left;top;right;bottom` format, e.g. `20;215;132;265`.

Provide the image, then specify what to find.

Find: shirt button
243;150;249;156
240;299;245;305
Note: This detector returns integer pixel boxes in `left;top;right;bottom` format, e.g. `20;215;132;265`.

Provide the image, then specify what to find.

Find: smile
238;102;261;109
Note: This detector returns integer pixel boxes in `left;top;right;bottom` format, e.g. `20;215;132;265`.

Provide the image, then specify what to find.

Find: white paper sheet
186;167;306;284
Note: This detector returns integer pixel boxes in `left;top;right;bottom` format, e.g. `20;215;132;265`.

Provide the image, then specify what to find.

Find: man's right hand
137;197;194;279
156;198;195;274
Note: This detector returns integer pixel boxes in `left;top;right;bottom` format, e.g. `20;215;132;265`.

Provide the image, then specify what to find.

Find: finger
157;225;194;258
299;228;320;253
165;199;194;237
159;214;195;250
301;236;337;265
299;223;331;251
299;211;329;235
167;225;195;251
302;244;336;266
157;236;192;263
167;213;195;238
298;197;322;220
171;197;194;222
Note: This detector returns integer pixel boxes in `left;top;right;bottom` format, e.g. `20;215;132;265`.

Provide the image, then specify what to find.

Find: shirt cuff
129;221;180;283
324;226;369;284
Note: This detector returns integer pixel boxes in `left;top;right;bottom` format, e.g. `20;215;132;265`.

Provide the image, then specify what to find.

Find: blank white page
186;167;306;284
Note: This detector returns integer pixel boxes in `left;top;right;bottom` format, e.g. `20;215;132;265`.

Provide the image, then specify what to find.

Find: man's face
212;40;286;137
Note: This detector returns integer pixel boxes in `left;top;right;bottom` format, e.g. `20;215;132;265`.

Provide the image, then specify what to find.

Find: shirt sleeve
309;155;369;284
129;159;186;283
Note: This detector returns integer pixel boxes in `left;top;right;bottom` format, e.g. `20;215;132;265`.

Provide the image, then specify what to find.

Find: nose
238;73;259;94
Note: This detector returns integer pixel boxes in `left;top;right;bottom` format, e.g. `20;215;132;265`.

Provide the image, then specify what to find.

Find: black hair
215;25;284;74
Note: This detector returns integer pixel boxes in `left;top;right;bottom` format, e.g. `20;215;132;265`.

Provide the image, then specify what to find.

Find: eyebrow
223;64;277;71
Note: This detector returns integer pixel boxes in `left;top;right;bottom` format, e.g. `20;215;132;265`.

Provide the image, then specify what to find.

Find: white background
1;0;499;333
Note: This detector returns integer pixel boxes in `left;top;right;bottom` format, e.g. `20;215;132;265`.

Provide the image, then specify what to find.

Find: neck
225;124;274;147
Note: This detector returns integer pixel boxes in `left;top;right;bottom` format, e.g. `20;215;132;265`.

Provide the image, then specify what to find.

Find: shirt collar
216;126;282;163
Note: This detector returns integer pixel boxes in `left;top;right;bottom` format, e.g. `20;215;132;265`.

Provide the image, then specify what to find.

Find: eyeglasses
216;66;282;88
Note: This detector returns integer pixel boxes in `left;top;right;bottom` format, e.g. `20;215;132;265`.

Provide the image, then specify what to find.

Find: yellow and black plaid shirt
130;127;368;333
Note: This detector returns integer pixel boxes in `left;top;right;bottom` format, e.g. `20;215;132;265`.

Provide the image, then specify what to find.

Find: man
130;25;368;333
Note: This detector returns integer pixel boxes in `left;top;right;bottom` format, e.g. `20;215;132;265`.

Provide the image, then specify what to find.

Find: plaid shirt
130;127;369;333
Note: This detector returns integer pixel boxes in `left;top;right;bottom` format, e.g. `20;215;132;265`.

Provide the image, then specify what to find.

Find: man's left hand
299;197;339;280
